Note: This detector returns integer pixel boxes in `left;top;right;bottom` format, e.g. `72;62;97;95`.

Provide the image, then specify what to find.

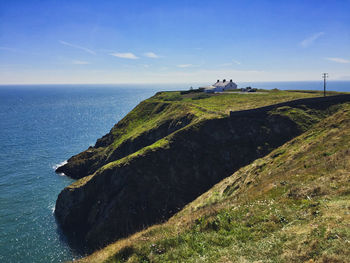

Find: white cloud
59;40;96;55
110;52;139;59
232;60;241;65
177;64;194;68
143;52;159;58
72;60;90;65
300;32;324;48
325;57;350;64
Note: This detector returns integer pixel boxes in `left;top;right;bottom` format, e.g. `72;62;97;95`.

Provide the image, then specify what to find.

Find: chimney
230;79;232;82
223;79;226;83
217;79;219;82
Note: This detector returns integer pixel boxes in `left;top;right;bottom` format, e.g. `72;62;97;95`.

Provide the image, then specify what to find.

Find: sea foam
53;160;67;170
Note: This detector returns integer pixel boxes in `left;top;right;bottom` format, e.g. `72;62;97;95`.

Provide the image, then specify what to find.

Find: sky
0;0;349;84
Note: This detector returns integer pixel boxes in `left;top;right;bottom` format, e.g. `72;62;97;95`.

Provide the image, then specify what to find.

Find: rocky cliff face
55;95;350;251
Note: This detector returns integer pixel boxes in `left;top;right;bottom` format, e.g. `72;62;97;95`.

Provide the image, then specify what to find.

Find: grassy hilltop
54;89;350;261
56;89;323;180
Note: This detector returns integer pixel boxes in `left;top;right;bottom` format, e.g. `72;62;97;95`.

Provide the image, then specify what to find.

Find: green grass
153;90;324;115
77;102;350;263
66;89;336;180
74;90;341;187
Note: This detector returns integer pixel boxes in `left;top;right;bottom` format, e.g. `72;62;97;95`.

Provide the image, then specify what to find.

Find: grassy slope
68;90;324;189
78;101;350;263
103;89;340;153
67;90;325;180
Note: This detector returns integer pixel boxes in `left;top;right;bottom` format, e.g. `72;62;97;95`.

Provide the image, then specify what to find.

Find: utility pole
322;73;328;97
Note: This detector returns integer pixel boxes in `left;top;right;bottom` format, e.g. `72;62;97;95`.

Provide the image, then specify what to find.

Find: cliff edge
55;90;350;252
78;97;350;263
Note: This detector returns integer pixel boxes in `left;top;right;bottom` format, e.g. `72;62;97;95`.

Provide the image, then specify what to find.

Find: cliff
55;90;350;253
78;97;350;263
55;90;322;179
55;99;195;179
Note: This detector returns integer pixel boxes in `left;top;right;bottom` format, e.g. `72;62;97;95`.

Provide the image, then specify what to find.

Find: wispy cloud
110;52;139;59
232;59;241;65
72;60;90;65
0;46;29;54
325;57;350;64
143;52;159;58
218;60;241;67
59;40;96;55
0;46;18;52
300;32;324;48
177;64;194;68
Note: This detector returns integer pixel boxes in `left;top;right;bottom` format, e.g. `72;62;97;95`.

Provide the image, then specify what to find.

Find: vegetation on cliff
77;100;350;263
54;89;350;259
56;90;322;179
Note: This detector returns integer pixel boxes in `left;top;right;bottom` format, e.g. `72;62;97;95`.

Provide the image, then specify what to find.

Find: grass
73;90;342;188
152;90;323;115
107;89;331;148
76;102;350;263
108;89;341;150
65;89;336;180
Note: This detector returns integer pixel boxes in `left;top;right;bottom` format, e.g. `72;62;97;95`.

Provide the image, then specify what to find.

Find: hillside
77;99;350;263
56;90;321;179
54;90;350;254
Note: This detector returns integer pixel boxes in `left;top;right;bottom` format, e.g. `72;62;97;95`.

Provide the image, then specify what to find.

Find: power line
322;73;328;97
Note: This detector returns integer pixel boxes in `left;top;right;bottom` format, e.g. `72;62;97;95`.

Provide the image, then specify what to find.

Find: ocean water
0;85;170;262
0;82;349;262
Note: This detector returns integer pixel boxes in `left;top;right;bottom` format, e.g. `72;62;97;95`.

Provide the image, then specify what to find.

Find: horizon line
1;79;349;86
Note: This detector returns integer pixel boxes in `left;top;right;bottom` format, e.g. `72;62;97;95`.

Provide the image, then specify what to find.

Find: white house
213;79;237;90
203;79;237;93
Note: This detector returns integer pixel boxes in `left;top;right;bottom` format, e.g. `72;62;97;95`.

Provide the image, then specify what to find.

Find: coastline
54;89;350;254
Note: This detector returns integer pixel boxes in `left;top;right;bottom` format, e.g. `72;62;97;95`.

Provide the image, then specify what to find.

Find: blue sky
0;0;349;84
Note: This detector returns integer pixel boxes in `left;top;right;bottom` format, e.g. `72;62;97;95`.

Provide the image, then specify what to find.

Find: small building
203;79;237;93
241;87;257;92
200;85;216;93
213;79;237;90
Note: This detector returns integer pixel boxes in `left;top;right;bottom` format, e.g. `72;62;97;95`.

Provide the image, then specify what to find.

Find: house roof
213;80;237;87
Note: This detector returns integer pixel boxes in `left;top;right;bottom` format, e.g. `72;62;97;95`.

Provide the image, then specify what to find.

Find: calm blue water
0;82;349;262
0;85;175;262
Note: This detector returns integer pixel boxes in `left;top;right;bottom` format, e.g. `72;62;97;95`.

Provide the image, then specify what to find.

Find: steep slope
55;92;350;252
55;98;195;179
78;101;350;263
56;90;321;179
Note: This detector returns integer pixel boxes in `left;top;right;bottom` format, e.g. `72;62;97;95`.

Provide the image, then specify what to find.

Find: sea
0;81;349;262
